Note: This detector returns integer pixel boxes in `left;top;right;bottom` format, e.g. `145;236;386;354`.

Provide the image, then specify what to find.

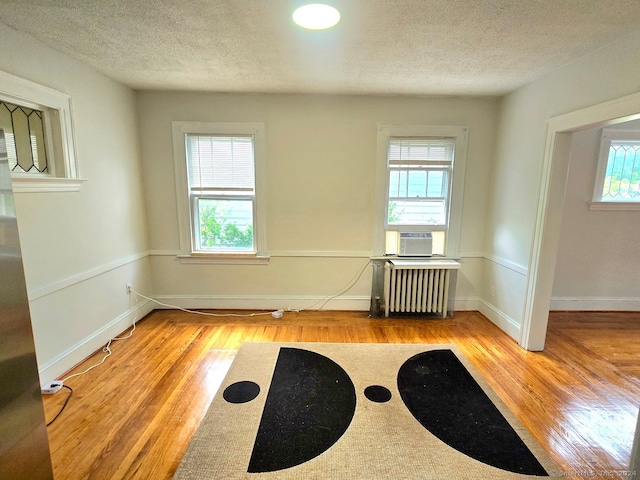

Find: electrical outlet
126;283;132;294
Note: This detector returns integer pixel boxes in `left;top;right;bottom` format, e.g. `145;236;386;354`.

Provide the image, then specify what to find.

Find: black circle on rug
364;385;392;403
223;381;260;404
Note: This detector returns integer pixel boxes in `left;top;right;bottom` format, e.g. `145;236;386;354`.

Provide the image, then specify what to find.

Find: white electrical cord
61;292;142;383
60;288;280;384
132;259;371;317
60;261;371;385
297;259;372;312
129;290;278;317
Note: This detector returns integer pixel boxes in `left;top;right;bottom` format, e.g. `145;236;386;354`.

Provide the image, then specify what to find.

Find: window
187;135;255;252
591;128;640;210
1;101;49;174
0;70;81;192
374;125;468;257
387;137;453;228
172;122;267;262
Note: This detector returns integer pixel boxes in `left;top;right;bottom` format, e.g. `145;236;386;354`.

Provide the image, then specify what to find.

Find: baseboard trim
152;294;371;312
550;296;640;311
453;297;481;311
477;299;521;341
151;295;484;315
38;299;154;384
152;295;482;315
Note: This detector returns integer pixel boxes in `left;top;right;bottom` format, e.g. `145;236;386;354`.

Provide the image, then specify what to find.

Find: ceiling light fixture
293;4;340;30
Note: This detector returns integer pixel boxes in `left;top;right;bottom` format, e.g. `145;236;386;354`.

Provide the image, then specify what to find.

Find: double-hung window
374;125;468;257
187;135;255;252
172;122;267;261
387;137;453;228
591;128;640;210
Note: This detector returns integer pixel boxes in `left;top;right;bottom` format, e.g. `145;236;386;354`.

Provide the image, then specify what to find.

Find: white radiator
383;259;460;318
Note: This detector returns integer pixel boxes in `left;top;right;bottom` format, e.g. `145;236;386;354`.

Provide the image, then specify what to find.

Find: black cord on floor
46;385;73;426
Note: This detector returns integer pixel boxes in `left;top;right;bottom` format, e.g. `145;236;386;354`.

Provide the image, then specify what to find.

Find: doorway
551;120;640;310
520;91;640;351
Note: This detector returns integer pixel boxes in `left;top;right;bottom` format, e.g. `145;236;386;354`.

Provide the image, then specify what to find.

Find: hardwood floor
42;309;640;479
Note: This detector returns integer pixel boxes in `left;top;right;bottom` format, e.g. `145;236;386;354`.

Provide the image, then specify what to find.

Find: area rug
173;342;559;479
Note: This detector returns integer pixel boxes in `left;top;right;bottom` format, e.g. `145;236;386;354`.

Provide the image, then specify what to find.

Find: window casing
172;122;268;262
374;125;468;257
0;70;81;192
591;128;640;210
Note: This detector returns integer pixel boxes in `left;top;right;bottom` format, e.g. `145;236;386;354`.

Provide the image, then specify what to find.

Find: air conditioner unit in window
398;232;432;256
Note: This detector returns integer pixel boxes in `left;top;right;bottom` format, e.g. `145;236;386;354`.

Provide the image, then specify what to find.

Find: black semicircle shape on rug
247;347;356;473
397;350;548;476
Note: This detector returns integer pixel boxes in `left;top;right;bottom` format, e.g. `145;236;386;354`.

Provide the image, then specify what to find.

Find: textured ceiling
1;0;640;96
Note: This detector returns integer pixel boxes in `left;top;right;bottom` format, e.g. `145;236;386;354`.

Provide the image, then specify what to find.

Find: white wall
137;92;498;311
0;23;153;383
551;120;640;310
484;28;640;344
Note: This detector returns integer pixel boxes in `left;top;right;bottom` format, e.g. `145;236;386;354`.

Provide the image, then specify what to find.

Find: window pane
603;142;640;200
389;170;412;197
0;101;48;174
387;199;446;225
398;171;407;197
390;168;448;200
407;170;426;197
389;170;400;197
427;170;445;197
197;198;254;251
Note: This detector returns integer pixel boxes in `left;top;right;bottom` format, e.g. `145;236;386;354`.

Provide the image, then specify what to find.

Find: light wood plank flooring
42;309;640;479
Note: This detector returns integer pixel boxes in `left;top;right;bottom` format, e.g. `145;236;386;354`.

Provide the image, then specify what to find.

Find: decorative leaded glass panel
0;101;49;174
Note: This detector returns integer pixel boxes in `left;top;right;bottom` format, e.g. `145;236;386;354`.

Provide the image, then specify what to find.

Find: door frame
521;91;640;350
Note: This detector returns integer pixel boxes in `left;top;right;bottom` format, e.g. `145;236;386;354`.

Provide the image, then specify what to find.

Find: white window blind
388;138;455;166
186;135;255;192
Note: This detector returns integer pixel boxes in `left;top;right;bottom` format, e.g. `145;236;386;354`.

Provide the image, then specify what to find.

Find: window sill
589;201;640;211
11;176;87;193
177;253;270;265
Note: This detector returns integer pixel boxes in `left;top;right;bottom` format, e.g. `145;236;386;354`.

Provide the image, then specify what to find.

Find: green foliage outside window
603;144;640;199
199;202;253;249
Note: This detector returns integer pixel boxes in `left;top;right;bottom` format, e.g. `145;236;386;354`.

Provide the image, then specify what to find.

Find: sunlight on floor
204;350;237;399
549;400;638;470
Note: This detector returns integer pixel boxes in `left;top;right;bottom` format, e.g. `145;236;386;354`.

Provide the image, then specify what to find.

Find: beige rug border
174;342;561;479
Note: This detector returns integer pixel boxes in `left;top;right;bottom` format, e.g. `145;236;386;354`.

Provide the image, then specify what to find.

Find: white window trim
590;128;640;211
0;70;83;193
373;125;468;257
171;121;268;264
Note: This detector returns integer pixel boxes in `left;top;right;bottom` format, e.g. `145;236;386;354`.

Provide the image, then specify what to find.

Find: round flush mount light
293;4;341;30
